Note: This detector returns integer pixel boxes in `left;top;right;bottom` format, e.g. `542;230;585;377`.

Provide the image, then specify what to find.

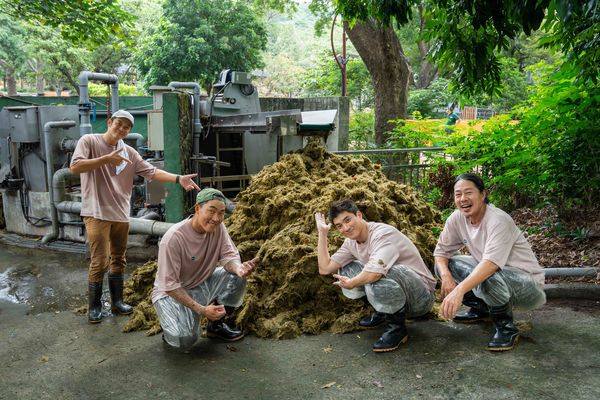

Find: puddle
0;243;96;315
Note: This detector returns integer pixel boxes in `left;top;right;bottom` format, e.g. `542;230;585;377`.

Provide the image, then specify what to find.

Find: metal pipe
60;138;78;152
41;121;76;244
111;80;119;113
53;198;173;236
128;217;173;236
56;200;81;215
78;71;118;136
125;133;145;149
544;267;599;277
168;82;203;156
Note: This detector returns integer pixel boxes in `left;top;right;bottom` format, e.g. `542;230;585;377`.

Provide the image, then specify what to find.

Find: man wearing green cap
70;109;201;324
152;187;259;352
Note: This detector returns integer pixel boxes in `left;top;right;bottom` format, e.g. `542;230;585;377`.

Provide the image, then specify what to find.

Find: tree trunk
415;4;437;89
6;72;17;96
345;19;410;145
49;56;79;95
0;60;17;96
27;59;45;96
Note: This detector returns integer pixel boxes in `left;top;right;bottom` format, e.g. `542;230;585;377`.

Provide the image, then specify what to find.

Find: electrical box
148;85;172;110
147;111;164;151
7;107;39;143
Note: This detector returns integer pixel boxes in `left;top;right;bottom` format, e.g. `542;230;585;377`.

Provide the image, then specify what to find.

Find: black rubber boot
372;310;408;353
486;303;519;351
453;291;491;323
359;311;386;328
88;281;103;324
108;273;133;315
206;306;244;342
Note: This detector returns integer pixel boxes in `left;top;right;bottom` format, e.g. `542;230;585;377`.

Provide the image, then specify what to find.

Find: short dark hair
329;200;359;221
454;173;490;203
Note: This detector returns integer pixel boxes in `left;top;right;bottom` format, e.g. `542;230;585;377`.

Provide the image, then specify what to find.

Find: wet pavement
1;244;600;399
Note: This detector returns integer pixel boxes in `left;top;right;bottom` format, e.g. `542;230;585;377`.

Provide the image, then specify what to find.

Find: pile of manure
123;139;441;338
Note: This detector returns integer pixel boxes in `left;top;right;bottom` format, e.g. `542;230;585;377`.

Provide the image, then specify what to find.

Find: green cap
195;187;227;205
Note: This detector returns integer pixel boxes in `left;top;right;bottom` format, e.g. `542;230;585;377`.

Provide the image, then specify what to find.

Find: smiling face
191;199;225;234
454;178;487;224
106;117;132;143
332;211;368;242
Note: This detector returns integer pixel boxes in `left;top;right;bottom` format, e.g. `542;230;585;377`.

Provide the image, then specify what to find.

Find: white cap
111;109;134;126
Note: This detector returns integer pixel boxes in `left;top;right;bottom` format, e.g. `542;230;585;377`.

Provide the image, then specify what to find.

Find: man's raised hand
314;212;331;235
179;173;201;192
237;257;260;278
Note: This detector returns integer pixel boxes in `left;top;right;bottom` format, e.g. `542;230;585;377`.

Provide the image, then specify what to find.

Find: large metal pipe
167;82;203;156
54;198;173;236
78;71;119;136
125;133;145;149
41;121;76;244
128;218;174;236
544;267;599;277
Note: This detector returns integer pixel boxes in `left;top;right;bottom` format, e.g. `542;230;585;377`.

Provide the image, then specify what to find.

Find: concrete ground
1;244;600;399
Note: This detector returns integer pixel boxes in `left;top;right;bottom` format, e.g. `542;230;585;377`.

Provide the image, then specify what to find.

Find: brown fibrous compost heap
123;139;441;338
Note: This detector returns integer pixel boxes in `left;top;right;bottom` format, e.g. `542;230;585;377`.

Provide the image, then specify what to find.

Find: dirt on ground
123;139;441;338
511;205;600;284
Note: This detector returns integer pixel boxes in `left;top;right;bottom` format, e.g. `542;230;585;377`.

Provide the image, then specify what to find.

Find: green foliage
442;61;600;210
135;0;268;91
465;57;531;112
407;78;452;117
23;24;93;92
540;0;600;84
0;0;136;48
88;82;143;96
301;51;373;109
333;0;413;26
0;14;27;69
348;109;375;149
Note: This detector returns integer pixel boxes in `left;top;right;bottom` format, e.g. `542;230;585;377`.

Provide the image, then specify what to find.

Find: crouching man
315;200;436;353
434;173;545;351
152;188;259;352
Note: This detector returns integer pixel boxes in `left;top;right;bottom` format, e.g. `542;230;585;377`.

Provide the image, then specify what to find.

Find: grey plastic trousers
439;255;546;309
154;267;246;350
339;261;434;317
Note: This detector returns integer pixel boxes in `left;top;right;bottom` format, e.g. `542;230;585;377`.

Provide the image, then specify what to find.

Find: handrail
332;147;445;155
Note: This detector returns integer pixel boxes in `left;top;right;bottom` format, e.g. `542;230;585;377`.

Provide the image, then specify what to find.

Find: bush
88;82;144;96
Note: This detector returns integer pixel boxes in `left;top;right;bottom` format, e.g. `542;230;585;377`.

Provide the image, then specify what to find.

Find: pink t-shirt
70;134;156;222
152;219;242;303
434;204;544;285
330;222;436;292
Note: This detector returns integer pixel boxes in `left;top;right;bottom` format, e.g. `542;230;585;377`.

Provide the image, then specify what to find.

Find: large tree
0;0;135;47
296;0;599;144
135;0;268;92
0;15;27;96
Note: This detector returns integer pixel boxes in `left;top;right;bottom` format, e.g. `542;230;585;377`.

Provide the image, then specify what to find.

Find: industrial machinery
0;70;344;246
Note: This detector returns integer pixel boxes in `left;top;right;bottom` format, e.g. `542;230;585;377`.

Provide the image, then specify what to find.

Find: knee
228;274;247;292
163;333;198;351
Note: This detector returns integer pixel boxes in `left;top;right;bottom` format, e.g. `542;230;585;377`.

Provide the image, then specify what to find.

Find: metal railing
332;147;447;191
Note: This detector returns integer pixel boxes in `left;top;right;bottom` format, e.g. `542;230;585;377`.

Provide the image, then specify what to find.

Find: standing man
315;200;436;353
434;173;545;351
152;188;259;353
70;109;200;323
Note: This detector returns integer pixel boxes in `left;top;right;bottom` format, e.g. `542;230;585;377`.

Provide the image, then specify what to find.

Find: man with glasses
70;109;200;324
